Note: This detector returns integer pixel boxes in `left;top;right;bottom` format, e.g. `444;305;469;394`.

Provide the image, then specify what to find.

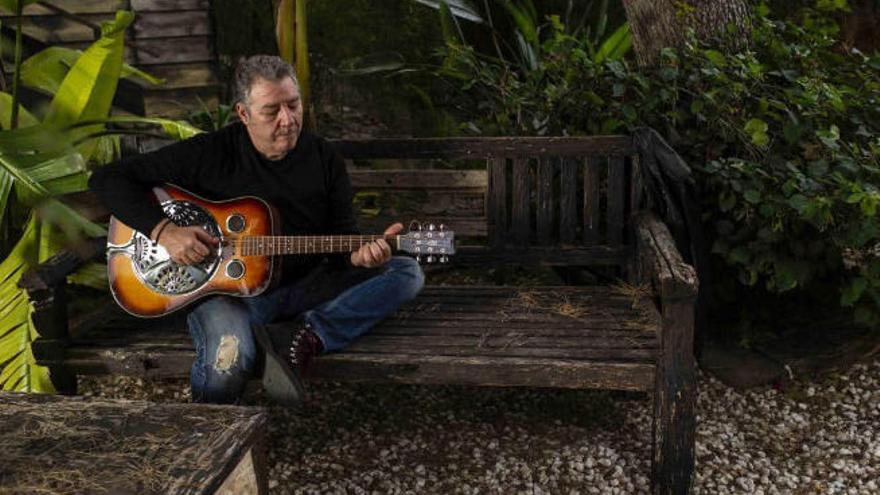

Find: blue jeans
186;256;424;403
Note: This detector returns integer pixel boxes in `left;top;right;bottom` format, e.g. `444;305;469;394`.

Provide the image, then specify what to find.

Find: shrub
438;6;880;328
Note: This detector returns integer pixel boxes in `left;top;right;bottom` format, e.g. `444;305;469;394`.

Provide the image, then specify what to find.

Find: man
89;55;424;405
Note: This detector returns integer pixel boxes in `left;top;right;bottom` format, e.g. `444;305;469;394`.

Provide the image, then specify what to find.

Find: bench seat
42;286;660;391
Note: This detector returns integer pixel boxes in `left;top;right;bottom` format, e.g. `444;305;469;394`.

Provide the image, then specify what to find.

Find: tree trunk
622;0;752;67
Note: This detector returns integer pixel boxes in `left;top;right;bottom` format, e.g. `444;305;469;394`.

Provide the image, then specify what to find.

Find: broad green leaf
0;92;39;129
594;23;632;65
71;115;203;141
500;0;538;47
338;52;407;76
0;216;58;393
68;262;108;290
43;10;134;163
744;118;769;147
703;49;728;67
20;46;163;97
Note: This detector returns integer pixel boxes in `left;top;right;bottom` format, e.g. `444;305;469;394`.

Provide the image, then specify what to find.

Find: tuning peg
427;223;436;231
426;255;436;263
438;224;446;232
440;255;449;263
409;220;422;232
415;255;422;263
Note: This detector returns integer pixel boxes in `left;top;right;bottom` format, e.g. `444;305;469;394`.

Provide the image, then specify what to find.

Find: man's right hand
157;223;219;265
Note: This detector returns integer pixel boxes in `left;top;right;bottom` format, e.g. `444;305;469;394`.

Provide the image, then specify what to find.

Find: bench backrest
73;135;642;270
333;136;642;268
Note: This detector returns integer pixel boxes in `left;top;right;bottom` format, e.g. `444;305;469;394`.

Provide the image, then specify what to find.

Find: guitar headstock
398;221;455;264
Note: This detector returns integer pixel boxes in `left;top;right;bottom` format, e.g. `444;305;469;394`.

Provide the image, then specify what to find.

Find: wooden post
633;212;698;494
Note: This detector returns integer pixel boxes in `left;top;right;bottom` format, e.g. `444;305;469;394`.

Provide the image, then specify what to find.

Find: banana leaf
0;215;61;393
0;92;38;129
43;11;133;162
20;46;164;97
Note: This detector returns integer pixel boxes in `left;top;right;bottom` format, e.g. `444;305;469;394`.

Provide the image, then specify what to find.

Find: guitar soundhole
226;213;246;233
225;259;245;279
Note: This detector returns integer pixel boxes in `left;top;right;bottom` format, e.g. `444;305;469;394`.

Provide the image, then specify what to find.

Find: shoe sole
252;325;306;406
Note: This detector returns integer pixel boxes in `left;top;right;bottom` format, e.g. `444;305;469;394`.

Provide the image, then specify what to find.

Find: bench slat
584;156;601;245
333;136;636;160
487;157;507;248
559;158;578;244
536;157;554;244
312;354;654;391
608;156;627;246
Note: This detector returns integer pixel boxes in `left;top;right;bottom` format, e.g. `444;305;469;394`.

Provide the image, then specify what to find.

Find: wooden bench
25;135;698;494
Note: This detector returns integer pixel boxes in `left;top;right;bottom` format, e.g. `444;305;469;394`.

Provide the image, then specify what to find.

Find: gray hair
232;55;299;109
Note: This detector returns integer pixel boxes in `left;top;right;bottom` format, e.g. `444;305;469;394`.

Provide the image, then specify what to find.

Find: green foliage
0;11;202;392
440;5;880;327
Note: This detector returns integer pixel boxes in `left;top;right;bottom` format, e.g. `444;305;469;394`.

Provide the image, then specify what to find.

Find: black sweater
88;123;358;284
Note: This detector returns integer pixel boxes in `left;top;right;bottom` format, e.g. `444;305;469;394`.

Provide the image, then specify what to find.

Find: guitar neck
233;235;398;256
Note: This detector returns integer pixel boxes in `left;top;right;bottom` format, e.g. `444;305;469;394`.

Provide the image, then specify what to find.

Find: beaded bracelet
153;219;172;243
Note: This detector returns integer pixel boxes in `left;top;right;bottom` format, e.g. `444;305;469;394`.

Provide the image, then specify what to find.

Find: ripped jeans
185;256;424;404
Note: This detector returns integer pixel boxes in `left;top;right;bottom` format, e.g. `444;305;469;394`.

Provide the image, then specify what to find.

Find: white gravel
79;357;880;494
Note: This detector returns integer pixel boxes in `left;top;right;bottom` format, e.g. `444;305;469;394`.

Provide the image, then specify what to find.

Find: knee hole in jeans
214;334;240;373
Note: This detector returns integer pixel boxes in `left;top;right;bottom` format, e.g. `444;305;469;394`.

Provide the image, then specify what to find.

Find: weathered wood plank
630;154;643;216
0;392;267;495
607;156;626;246
454;245;630;266
559;157;578;244
350;170;487;189
312;354;654;391
584;156;601;245
536;157;554;244
133;11;211;38
135;62;219;89
511;157;530;244
16;0;127;15
143;89;219;118
487;157;507;248
134;36;214;65
342;344;657;361
4;16;110;43
333;136;636;160
131;0;210;11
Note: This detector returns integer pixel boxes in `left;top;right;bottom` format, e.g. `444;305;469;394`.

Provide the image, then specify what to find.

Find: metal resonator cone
108;200;223;295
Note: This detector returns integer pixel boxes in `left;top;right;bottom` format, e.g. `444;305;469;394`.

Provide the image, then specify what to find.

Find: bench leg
651;300;697;494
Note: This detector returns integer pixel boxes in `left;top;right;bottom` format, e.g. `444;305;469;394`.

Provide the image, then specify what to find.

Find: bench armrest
632;212;698;303
18;236;106;294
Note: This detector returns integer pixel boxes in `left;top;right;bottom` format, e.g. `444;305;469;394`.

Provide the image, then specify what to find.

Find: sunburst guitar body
107;185;455;318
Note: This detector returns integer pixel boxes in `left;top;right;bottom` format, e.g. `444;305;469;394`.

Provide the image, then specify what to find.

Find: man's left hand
350;223;403;268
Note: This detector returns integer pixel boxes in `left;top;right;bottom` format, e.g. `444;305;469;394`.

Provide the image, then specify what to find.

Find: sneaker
252;321;324;406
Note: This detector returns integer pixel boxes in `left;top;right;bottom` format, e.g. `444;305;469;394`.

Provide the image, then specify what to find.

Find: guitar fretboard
233;235;396;256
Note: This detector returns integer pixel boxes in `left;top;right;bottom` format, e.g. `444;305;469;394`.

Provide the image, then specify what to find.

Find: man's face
236;76;303;160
